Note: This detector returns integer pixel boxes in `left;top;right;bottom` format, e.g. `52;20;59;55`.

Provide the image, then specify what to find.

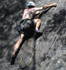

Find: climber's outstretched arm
35;3;57;14
42;3;57;9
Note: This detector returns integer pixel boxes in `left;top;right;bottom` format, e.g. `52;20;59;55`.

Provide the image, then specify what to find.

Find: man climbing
11;1;57;65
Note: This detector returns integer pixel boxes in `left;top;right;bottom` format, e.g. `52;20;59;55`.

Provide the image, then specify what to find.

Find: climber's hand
50;3;57;7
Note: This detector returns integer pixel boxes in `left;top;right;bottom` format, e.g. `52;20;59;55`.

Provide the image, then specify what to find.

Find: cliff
0;0;66;70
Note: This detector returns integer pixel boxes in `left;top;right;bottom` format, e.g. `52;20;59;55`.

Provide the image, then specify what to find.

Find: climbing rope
44;0;62;57
17;34;37;70
17;38;32;70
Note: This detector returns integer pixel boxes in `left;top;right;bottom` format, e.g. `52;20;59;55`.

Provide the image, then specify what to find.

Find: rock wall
0;0;66;70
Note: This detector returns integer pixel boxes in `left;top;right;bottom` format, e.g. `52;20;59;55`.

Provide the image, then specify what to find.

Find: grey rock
0;0;66;70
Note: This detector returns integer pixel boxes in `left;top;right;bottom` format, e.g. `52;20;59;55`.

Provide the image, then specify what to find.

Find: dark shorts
16;19;35;34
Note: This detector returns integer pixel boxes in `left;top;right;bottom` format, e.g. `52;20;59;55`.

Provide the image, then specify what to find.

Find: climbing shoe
34;30;43;39
35;30;42;33
10;55;16;65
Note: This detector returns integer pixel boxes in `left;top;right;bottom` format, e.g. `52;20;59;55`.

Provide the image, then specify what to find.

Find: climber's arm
35;3;57;14
42;3;57;9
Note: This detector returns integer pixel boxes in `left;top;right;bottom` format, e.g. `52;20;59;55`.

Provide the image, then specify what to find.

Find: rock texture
0;0;66;70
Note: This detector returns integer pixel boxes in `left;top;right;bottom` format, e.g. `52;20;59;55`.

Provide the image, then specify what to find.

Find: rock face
0;0;66;70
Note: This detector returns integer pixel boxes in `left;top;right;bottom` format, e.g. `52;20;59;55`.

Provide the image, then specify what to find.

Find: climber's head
27;1;36;8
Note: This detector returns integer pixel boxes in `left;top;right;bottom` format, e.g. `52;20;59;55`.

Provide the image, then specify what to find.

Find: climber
10;1;57;65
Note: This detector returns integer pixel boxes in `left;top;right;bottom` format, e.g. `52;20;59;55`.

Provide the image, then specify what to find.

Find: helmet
27;1;36;7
